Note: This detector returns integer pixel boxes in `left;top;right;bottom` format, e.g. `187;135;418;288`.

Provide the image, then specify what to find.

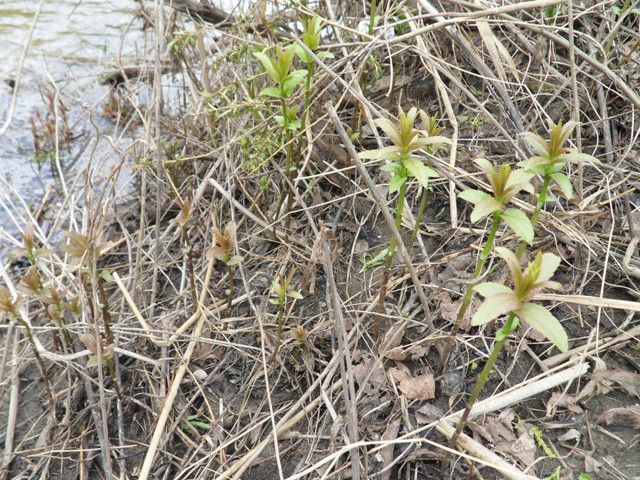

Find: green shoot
517;120;599;257
406;112;449;256
440;158;535;370
358;248;389;273
269;270;303;361
451;247;567;447
254;45;307;231
360;106;448;334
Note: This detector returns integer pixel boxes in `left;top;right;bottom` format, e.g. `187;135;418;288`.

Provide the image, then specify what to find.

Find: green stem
407;186;428;256
450;312;517;447
376;180;406;336
439;211;502;371
226;264;234;317
368;0;378;35
516;173;551;258
281;95;295;234
270;303;285;362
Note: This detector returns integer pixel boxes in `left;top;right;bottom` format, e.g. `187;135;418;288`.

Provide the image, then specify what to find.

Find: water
0;0;141;250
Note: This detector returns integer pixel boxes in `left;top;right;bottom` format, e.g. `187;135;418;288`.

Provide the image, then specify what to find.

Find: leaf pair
254;45;307;99
360;107;450;193
519;120;600;199
270;273;303;305
472;247;568;352
459;158;534;242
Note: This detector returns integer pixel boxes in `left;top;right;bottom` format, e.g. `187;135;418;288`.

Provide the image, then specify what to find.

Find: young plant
359;107;449;333
295;15;332;134
516;120;599;257
0;286;54;408
440;159;535;369
406;112;449;255
64;230;121;397
207;221;243;316
451;247;568;447
268;270;303;361
254;45;307;230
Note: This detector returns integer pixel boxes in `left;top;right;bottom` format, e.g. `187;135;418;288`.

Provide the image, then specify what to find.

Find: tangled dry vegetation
2;1;640;479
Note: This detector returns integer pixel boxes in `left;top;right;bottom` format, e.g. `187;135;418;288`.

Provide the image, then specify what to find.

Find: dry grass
2;1;640;479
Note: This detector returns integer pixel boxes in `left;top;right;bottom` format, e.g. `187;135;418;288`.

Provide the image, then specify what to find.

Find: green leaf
287;290;303;300
550;172;573;198
502;208;534;243
359;150;381;160
269;298;281;305
559;151;601;164
471;292;521;326
474;282;513;297
470;198;502;223
521;132;549;157
253;51;279;83
375;118;402;146
317;51;334;59
389;175;407;194
537;252;561;283
380;162;403;175
458;189;491;205
227;255;243;266
404;156;438;189
260;86;282;98
516;303;568;352
474;158;497;180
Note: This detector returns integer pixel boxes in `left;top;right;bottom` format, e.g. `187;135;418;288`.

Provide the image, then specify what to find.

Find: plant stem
450;312;517;447
281;97;296;234
376;180;406;336
226;264;234;317
15;317;55;409
406;186;428;257
439;211;502;371
516;173;551;258
270;303;285;362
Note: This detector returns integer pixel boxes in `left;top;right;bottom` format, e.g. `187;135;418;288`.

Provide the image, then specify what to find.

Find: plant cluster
358;112;598;446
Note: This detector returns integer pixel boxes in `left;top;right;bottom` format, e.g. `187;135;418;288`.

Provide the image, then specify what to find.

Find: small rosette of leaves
519;120;600;199
359;107;450;193
207;221;243;266
472;247;568;352
458;158;535;242
254;45;307;99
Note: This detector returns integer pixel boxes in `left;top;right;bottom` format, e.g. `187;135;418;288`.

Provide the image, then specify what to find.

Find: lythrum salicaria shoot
359;106;450;336
451;247;568;447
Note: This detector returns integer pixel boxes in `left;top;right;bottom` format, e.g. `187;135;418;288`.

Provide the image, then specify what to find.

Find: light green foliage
458;158;535;242
270;271;303;360
295;16;333;63
360;106;448;192
519;120;600;199
254;45;307;100
270;273;303;306
179;415;211;431
358;248;389;273
473;247;568;352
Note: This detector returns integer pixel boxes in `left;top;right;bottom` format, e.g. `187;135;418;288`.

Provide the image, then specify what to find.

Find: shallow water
0;0;141;248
